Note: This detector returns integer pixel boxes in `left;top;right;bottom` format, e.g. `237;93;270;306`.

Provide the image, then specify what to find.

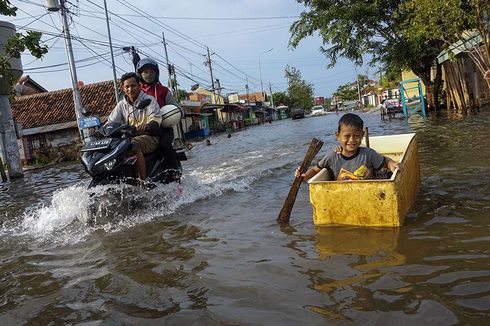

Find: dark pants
160;127;179;170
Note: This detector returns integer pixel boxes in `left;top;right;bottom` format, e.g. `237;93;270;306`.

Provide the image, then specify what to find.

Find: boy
296;113;400;181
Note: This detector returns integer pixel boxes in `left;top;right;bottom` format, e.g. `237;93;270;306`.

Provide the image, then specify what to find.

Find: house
401;70;426;99
361;92;378;107
238;91;266;103
14;75;48;96
11;80;116;164
436;30;490;110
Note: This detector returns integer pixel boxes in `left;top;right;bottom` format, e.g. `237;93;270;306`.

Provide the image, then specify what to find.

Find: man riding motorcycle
136;58;183;171
106;72;161;186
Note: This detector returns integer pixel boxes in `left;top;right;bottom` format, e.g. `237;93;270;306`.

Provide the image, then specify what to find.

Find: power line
77;10;299;21
23;51;112;71
114;0;207;50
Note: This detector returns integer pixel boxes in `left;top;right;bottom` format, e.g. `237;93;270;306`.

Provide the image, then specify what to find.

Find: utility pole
354;65;361;104
0;97;23;179
245;76;250;106
103;0;119;104
59;0;88;142
0;21;24;179
161;32;173;92
171;64;179;101
269;82;274;108
206;47;216;104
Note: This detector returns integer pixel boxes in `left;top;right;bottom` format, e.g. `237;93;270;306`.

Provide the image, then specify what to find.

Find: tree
404;0;490;76
289;0;445;109
285;65;314;110
333;83;358;101
380;68;402;89
0;1;48;87
176;89;188;101
272;91;290;107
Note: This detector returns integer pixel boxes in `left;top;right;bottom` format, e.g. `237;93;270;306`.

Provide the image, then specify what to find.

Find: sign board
79;116;101;129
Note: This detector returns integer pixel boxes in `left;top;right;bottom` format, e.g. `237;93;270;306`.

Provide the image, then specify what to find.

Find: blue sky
9;0;372;98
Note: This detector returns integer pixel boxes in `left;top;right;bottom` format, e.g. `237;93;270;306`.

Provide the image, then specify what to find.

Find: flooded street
1;111;489;325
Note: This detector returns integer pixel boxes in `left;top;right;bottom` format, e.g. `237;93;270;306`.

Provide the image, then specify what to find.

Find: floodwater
1;110;490;325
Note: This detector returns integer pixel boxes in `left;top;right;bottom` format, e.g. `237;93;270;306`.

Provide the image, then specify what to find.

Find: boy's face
336;124;364;156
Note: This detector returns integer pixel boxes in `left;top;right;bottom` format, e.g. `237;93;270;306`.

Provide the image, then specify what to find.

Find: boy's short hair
338;113;364;132
120;72;139;85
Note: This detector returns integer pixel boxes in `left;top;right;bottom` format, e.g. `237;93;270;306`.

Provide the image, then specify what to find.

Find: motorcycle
81;99;186;189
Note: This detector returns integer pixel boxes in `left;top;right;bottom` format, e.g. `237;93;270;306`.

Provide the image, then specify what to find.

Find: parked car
311;105;326;116
291;108;305;119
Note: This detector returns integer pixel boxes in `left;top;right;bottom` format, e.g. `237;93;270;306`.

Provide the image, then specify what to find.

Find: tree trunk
413;68;437;110
433;62;442;110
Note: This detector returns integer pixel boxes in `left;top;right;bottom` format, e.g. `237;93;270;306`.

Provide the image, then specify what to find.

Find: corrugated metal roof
437;30;481;64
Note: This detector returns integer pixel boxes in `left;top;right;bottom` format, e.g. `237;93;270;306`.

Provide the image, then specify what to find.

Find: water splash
5;163;273;245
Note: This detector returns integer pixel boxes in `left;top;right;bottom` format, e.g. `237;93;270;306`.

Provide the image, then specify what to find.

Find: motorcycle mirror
136;99;151;110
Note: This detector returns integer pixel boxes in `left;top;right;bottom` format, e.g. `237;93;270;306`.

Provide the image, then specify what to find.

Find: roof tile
11;80;117;129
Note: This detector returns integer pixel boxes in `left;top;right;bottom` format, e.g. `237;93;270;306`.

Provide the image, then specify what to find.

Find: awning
184;113;214;117
437;30;481;64
201;103;247;113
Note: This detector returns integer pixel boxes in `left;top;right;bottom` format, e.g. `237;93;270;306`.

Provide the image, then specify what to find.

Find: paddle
277;138;324;224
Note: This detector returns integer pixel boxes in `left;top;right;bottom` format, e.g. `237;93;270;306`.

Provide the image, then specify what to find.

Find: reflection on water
303;227;405;320
1;110;490;324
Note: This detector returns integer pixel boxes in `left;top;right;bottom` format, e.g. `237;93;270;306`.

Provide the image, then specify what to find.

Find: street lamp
259;48;273;101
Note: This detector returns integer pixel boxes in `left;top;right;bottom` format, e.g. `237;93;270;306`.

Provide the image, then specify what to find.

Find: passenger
136;58;183;170
296;113;401;181
106;72;161;186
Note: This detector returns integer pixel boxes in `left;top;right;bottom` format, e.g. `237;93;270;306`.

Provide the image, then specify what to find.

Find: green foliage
324;97;332;108
176;89;188;100
333;83;358;101
403;0;476;44
380;68;401;88
289;0;444;89
0;0;17;16
403;0;490;73
272;91;290;106
284;65;314;110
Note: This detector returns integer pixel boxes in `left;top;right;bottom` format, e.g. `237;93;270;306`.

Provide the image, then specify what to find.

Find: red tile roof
11;80;117;129
238;91;265;102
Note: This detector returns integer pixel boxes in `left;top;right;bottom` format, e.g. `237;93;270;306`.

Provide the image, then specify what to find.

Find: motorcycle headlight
103;159;117;171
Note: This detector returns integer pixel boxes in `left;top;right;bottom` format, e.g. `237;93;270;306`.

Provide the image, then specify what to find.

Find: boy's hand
295;167;304;179
334;146;342;154
388;160;403;173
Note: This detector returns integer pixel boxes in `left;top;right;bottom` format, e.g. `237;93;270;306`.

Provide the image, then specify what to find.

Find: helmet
160;104;182;127
136;58;160;83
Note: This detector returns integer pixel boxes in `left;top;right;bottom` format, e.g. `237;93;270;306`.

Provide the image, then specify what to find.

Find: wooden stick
277;138;324;224
364;127;370;148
